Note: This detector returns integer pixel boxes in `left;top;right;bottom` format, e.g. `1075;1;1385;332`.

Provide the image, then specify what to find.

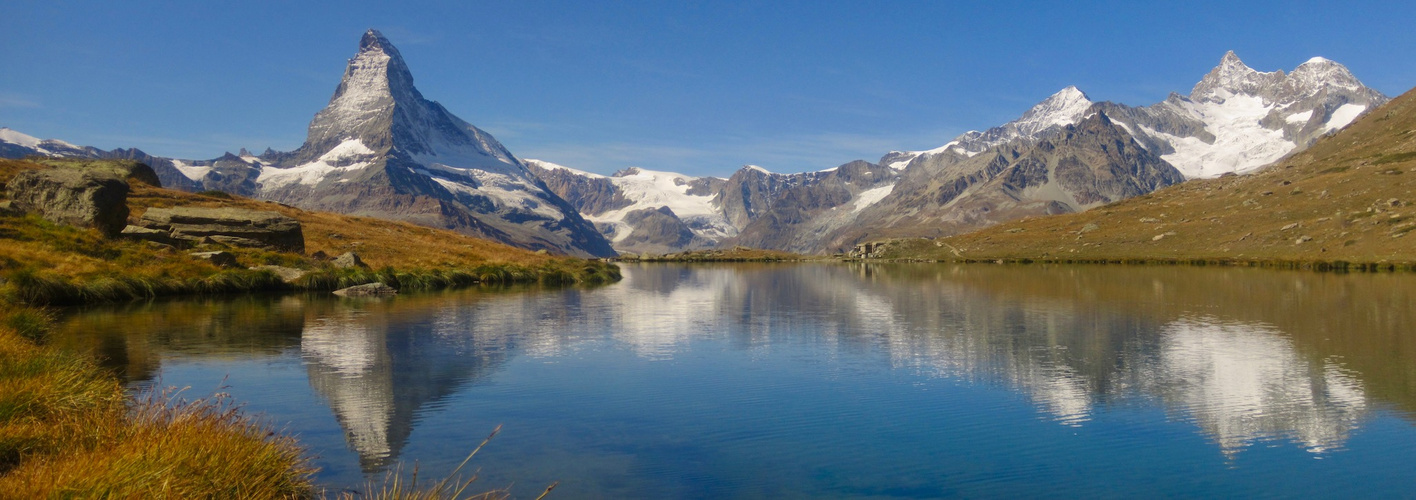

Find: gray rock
332;251;369;269
138;207;304;253
251;265;307;283
333;282;397;297
189;251;239;268
120;224;180;246
34;158;162;187
5;168;129;237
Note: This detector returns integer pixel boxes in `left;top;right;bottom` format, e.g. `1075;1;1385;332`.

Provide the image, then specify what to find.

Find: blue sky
2;1;1414;177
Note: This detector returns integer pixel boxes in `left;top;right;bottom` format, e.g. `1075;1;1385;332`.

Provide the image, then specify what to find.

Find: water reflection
52;263;1416;474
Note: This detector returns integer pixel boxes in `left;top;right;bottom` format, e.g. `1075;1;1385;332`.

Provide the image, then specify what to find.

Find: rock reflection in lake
51;263;1416;497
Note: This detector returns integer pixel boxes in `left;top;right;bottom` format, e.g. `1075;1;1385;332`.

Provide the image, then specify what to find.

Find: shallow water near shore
52;263;1416;498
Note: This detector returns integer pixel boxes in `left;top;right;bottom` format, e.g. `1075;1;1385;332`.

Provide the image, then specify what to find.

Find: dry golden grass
873;86;1416;269
0;306;314;498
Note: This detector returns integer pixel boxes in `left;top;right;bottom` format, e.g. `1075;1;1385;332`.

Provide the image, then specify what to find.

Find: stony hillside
866;85;1416;267
822;113;1185;252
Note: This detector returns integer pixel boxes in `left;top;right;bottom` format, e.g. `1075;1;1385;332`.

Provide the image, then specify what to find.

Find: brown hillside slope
874;85;1416;268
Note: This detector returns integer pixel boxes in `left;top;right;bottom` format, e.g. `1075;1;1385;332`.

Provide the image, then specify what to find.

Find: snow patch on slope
585;167;736;243
259;139;377;187
0;128;42;149
525;158;605;178
1325;103;1366;132
1154;94;1295;178
851;184;895;213
170;159;213;181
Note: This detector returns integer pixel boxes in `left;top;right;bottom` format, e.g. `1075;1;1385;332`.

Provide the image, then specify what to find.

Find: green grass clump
1373;151;1416;165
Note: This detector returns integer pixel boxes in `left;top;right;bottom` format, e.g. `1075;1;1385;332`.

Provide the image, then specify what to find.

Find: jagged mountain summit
245;30;615;258
1094;51;1387;178
882;86;1095;168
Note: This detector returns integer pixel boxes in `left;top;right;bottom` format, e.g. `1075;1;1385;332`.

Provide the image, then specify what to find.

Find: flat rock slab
250;265;307;283
333;282;397;297
35;158;162;188
138;207;304;253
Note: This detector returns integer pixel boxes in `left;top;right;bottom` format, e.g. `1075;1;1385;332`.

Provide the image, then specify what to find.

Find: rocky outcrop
333;251;369;269
34;158;161;187
137;207;305;253
333;282;397;297
616;206;697;254
5;168;130;237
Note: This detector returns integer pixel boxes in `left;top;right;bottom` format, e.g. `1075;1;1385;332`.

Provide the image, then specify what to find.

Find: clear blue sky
2;1;1414;177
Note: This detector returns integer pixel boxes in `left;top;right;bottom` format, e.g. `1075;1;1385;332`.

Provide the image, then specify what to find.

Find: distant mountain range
525;51;1388;254
1;33;1389;256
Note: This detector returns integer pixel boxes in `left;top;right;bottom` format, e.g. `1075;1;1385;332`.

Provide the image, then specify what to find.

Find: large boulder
332;251;369;269
138;207;304;253
5;168;130;237
34;158;162;187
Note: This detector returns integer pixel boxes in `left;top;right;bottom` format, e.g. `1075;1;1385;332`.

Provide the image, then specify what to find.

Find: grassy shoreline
848;238;1416;272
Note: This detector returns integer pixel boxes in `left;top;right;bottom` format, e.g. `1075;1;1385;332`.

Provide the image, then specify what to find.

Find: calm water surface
53;263;1416;498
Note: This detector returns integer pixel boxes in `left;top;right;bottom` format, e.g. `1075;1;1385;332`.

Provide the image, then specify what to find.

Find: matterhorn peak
358;29;400;56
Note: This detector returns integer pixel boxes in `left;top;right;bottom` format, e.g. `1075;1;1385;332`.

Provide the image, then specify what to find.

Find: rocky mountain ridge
3;49;1388;256
520;52;1386;254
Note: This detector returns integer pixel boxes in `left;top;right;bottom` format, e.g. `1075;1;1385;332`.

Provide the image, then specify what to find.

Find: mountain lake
51;263;1416;498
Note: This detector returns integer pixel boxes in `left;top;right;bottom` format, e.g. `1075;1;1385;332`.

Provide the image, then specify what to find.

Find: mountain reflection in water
52;263;1416;494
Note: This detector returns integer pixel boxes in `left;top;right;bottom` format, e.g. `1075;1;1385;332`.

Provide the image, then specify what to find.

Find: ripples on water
52;263;1416;497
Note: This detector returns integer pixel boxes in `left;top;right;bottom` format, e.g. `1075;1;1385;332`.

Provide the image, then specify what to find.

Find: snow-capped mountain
2;31;615;258
1094;51;1386;178
526;159;734;254
0;128;92;158
5;47;1390;256
223;30;614;258
883;86;1094;169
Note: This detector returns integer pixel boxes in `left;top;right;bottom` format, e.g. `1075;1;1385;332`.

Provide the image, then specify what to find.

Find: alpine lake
51;263;1416;498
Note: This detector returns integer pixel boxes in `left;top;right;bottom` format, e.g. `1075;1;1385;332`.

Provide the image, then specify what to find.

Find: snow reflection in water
50;263;1416;496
